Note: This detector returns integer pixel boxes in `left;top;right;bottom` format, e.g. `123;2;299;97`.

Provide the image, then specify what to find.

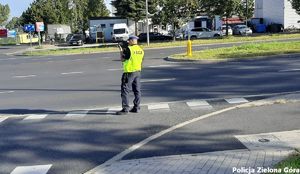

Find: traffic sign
36;22;45;32
24;24;35;32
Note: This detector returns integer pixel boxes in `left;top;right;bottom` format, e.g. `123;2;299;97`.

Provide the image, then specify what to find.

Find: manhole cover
258;138;270;143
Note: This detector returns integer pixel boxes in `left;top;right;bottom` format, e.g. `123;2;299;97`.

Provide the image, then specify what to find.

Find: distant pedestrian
116;36;144;115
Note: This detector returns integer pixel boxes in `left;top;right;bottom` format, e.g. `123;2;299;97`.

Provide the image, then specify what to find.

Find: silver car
232;25;253;35
186;27;222;39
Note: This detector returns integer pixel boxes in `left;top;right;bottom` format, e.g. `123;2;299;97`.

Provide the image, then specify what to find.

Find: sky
0;0;112;19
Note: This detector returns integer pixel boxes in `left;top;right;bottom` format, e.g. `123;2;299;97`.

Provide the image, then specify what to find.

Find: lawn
172;41;300;60
271;151;300;174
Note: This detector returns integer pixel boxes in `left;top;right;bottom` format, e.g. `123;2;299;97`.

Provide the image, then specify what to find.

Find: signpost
36;22;45;47
24;24;35;51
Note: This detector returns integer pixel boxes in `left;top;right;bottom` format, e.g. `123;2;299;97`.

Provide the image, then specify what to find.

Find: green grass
172;41;300;60
0;38;16;45
270;152;300;174
24;46;119;56
23;33;300;56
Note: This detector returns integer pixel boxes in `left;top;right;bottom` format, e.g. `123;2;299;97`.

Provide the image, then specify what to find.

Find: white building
255;0;300;29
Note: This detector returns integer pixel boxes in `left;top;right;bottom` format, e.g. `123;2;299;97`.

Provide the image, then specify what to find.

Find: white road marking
13;75;36;78
11;164;52;174
141;78;176;83
225;98;249;104
0;117;8;123
23;114;48;120
107;107;122;113
61;72;83;75
65;110;88;118
148;103;170;111
107;68;122;71
85;103;248;174
0;91;14;94
279;69;300;72
186;100;213;109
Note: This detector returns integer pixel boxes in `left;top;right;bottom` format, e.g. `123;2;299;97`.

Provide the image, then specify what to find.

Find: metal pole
146;0;150;46
245;0;248;26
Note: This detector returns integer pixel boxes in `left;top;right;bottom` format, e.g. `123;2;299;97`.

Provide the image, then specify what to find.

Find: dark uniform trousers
121;71;141;111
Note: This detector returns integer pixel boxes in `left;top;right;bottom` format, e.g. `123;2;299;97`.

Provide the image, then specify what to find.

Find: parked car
138;32;173;42
232;25;253;35
68;34;85;46
186;27;222;39
218;25;233;35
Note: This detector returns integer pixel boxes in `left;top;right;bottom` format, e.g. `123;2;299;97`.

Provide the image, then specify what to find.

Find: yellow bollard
187;39;192;57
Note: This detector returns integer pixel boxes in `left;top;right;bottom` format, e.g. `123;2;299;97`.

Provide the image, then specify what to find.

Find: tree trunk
135;21;138;36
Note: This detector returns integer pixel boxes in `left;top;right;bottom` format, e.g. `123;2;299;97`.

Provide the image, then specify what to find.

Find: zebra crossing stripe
148;103;170;111
11;164;52;174
106;107;122;114
65;110;89;118
0;117;8;123
186;100;212;109
225;98;249;104
23;114;48;120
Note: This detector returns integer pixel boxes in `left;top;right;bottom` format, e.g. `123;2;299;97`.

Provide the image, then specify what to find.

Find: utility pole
146;0;150;46
245;0;248;26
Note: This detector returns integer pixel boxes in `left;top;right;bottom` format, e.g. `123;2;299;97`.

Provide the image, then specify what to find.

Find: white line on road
65;110;89;118
0;117;8;123
148;103;170;111
141;78;176;83
13;75;36;78
225;98;249;104
11;164;52;174
23;114;48;120
186;100;213;109
0;91;14;94
61;72;83;75
107;68;123;71
279;69;300;72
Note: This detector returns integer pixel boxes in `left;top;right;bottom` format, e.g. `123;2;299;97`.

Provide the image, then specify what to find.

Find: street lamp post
146;0;150;46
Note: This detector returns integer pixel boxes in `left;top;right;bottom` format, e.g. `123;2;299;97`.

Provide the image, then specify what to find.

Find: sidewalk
87;130;300;174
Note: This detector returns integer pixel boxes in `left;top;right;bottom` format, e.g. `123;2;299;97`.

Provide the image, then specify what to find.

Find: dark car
138;32;173;42
68;34;85;46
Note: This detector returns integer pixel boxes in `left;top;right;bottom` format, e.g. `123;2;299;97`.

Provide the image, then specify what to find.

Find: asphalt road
0;42;300;113
0;43;300;174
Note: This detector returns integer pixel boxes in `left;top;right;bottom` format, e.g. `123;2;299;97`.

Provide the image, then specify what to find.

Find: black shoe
116;109;128;115
129;107;140;113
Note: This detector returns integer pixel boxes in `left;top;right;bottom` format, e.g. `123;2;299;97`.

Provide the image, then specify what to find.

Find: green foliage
289;0;300;15
5;17;22;29
0;3;10;26
21;0;109;32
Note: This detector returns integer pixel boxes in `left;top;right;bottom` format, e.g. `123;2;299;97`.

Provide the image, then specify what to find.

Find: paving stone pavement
86;130;300;174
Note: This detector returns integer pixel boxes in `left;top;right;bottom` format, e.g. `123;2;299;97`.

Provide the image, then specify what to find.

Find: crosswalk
0;97;255;124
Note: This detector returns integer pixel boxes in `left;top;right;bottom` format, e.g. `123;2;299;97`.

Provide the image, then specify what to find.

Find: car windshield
114;29;126;34
72;35;81;39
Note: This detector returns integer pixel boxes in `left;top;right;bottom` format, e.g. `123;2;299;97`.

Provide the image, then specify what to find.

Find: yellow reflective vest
123;45;144;73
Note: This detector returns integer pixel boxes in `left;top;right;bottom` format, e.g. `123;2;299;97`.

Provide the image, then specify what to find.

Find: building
255;0;300;29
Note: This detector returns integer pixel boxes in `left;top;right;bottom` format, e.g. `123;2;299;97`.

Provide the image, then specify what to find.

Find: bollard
187;39;192;57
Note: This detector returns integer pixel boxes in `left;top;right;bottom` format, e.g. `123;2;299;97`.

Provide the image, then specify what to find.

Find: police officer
116;35;144;115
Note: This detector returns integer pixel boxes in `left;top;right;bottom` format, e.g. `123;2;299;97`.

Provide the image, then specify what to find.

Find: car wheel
190;36;197;40
213;34;220;38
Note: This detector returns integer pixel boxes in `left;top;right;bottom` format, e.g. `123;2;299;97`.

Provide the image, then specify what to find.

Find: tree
151;0;200;40
0;3;10;26
5;17;22;29
289;0;300;15
111;0;158;35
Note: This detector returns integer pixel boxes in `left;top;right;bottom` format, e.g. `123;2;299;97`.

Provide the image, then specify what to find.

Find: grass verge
23;33;300;56
270;151;300;174
172;41;300;60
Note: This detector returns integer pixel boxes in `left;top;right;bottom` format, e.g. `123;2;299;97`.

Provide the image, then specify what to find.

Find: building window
110;24;114;27
101;24;106;28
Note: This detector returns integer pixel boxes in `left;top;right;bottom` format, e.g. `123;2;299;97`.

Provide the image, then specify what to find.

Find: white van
112;23;129;42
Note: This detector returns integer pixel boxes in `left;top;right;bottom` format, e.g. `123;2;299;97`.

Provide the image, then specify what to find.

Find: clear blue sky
0;0;112;19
